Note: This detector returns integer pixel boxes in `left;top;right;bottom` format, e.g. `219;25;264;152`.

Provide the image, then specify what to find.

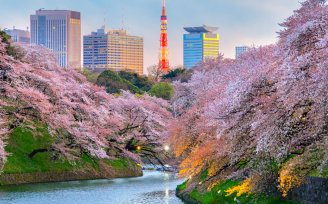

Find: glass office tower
183;25;219;69
30;9;81;69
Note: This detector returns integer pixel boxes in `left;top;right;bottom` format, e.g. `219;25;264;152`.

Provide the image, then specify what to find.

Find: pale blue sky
0;0;301;68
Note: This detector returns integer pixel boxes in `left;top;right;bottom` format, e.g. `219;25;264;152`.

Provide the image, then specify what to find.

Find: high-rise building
83;26;144;75
30;9;81;69
4;27;30;44
235;46;249;59
159;0;169;73
183;25;220;69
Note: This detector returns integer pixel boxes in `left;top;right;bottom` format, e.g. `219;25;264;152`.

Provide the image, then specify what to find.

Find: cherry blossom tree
169;0;328;196
0;38;171;166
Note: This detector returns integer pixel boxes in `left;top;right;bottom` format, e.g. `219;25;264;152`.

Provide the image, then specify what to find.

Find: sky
0;0;301;69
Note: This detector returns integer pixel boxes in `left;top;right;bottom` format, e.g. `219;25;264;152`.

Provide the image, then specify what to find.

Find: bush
81;68;100;83
96;70;142;94
162;68;185;79
149;82;174;100
6;45;25;60
0;30;11;44
162;68;193;83
118;71;153;92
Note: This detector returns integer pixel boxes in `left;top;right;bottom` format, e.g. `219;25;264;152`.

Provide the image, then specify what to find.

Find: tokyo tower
159;0;170;73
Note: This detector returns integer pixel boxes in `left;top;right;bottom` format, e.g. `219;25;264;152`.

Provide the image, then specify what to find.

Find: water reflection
0;171;184;204
131;190;177;204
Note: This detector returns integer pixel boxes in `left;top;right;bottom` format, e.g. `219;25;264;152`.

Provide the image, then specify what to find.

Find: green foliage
0;29;24;60
104;158;133;170
282;146;325;181
1;105;16;112
81;68;100;83
162;68;185;79
161;68;193;83
177;180;187;191
310;166;328;178
6;45;24;60
118;71;153;92
3;121;136;174
185;180;294;204
95;69;174;100
149;82;174;100
237;159;249;169
4;121;74;174
81;153;101;171
96;70;141;94
200;170;208;182
96;70;152;94
0;30;11;45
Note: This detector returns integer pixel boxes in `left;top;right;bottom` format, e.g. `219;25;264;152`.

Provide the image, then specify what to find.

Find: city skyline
0;0;300;70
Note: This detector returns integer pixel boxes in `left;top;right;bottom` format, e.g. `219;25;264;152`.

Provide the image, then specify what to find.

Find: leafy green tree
118;71;153;92
96;70;142;94
149;82;174;100
81;68;99;83
162;68;185;79
161;67;193;83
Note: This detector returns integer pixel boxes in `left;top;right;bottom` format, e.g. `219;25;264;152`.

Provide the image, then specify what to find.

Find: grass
104;158;136;170
309;166;328;178
200;170;208;181
177;180;187;191
81;153;101;171
3;121;74;174
1;106;16;112
180;180;294;204
3;121;136;174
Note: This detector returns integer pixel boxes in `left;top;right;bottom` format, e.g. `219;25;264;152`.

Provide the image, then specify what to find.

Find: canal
0;171;184;204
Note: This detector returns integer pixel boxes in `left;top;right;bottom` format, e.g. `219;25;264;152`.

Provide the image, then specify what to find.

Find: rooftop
34;9;80;18
184;25;218;33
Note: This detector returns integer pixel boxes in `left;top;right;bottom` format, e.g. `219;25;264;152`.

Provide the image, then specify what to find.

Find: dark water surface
0;171;184;204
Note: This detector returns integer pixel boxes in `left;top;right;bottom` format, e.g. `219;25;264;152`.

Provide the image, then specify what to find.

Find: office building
183;25;220;69
235;46;250;59
30;9;81;68
83;26;144;75
4;27;30;44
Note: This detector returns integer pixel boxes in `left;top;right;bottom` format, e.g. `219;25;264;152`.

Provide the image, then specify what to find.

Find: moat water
0;171;184;204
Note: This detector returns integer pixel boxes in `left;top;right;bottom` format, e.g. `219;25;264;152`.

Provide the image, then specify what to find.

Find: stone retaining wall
287;177;328;204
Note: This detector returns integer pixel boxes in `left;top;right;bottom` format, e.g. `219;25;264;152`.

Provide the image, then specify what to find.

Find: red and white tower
159;0;169;73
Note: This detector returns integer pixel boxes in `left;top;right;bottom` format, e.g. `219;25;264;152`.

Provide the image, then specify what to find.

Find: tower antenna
103;11;107;29
104;11;106;26
121;8;125;30
159;0;169;73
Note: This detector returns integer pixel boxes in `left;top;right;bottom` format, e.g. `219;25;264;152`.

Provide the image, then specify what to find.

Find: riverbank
0;161;142;185
0;120;142;186
176;179;292;204
176;177;328;204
